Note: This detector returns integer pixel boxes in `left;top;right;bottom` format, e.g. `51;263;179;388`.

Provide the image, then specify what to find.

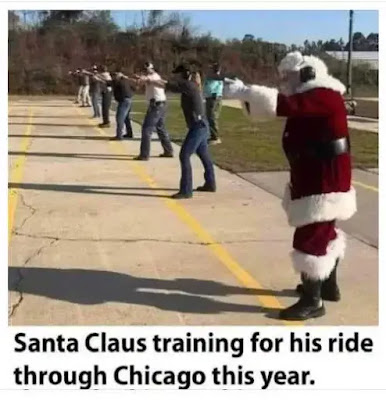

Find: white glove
244;85;278;119
223;78;249;100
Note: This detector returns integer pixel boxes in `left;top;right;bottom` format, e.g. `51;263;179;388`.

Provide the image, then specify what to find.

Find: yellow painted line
8;110;34;243
76;107;298;325
353;180;378;193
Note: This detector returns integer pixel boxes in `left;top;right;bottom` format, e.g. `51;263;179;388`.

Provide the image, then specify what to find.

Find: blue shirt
203;79;224;98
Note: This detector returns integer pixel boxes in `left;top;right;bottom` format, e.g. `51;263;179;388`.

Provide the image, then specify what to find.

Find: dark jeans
179;120;216;195
116;98;133;138
91;92;101;117
101;91;112;124
139;102;173;158
205;97;222;140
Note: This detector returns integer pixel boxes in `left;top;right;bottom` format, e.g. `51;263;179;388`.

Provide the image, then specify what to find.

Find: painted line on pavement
76;106;298;325
353;180;378;193
8;109;34;243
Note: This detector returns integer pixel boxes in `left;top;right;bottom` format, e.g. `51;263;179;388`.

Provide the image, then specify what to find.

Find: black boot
295;273;306;294
320;261;341;301
280;277;325;321
171;192;193;199
296;260;341;301
196;183;216;192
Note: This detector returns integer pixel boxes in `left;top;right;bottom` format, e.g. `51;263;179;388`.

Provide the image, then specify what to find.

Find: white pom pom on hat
302;55;328;76
278;51;304;75
278;51;329;77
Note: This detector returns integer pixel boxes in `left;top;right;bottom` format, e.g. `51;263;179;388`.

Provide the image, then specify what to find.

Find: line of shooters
69;51;358;321
69;61;226;199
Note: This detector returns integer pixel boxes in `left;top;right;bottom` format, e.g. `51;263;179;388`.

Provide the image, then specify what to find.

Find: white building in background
326;51;378;70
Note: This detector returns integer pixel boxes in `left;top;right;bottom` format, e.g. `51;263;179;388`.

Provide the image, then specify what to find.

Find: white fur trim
297;75;346;95
224;79;278;120
302;55;328;76
245;85;278;119
241;85;278;120
277;52;346;95
291;229;346;280
282;184;357;227
223;78;249;99
278;51;304;75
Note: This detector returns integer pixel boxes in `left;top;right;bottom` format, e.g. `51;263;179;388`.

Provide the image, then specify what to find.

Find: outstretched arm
135;74;167;88
93;72;112;83
121;74;140;86
224;78;278;120
81;70;93;76
153;79;168;88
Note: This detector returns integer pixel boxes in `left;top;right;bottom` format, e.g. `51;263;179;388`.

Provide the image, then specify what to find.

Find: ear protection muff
299;65;316;83
182;69;192;80
211;63;220;73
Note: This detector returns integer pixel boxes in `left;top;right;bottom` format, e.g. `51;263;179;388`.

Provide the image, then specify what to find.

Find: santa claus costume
224;52;357;320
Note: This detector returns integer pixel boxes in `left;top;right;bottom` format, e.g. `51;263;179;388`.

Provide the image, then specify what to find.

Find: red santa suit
278;85;356;280
224;52;357;317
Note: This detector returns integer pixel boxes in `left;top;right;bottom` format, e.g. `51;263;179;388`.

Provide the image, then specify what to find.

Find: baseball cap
144;61;154;70
172;63;191;74
211;62;221;71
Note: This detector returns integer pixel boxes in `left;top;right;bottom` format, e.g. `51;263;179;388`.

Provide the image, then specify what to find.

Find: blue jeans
179;120;216;195
91;92;101;117
139;102;173;158
116;98;133;138
101;91;112;124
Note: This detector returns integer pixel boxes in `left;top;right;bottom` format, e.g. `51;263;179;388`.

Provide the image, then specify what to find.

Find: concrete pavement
347;116;378;133
354;97;378;102
238;170;378;249
8;98;378;325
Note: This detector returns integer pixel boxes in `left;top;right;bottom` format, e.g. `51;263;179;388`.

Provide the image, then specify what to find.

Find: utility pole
347;10;354;97
141;11;146;29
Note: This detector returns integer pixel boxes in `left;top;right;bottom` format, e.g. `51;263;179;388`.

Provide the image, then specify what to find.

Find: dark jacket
113;78;134;102
178;80;205;128
79;74;89;86
90;75;101;94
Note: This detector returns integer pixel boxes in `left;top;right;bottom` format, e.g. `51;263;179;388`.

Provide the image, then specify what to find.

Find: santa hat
278;51;328;77
278;51;345;95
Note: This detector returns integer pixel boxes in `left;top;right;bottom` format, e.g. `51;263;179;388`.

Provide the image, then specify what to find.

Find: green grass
129;99;379;173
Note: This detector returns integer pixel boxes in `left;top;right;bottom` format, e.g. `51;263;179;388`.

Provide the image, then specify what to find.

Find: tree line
8;10;378;95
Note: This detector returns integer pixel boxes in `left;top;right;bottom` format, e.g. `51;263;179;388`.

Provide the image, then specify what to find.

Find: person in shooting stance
203;62;224;144
134;62;174;160
171;63;216;199
225;52;356;320
110;69;138;140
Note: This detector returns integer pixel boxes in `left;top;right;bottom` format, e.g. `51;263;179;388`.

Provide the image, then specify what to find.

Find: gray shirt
178;80;205;129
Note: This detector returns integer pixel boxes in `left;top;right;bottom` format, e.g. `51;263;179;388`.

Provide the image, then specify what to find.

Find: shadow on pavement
9;122;98;128
9;115;93;119
9;151;136;161
8;134;143;142
9;266;292;315
9;104;74;108
8;182;176;198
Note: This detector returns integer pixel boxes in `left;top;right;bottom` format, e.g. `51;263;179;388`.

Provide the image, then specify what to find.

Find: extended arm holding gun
133;73;168;88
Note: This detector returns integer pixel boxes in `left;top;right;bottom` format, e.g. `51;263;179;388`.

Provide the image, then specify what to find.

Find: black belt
193;114;205;122
288;137;350;161
150;99;166;106
311;137;350;159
